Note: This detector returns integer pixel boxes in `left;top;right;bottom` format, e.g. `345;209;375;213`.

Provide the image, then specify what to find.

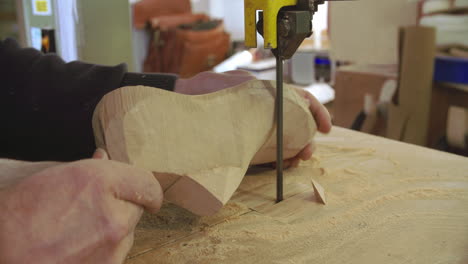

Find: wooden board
126;127;468;263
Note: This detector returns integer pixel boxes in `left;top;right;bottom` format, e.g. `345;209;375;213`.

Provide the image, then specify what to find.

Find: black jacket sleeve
0;38;176;161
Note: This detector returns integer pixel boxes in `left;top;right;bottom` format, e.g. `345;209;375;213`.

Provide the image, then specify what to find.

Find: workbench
126;127;468;264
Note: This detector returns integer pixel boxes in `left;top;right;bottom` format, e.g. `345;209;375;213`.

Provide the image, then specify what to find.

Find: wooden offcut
311;179;326;204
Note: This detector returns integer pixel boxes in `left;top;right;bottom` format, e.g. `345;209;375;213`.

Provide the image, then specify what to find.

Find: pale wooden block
93;80;317;216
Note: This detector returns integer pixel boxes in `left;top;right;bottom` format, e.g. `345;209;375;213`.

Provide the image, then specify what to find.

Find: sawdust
137;201;250;230
129;202;250;258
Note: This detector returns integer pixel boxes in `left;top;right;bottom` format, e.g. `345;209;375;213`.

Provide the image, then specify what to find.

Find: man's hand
0;150;163;264
279;87;332;168
175;71;332;168
174;70;256;95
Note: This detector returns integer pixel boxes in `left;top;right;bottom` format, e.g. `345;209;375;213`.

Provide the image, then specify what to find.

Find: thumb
92;148;109;160
103;161;164;213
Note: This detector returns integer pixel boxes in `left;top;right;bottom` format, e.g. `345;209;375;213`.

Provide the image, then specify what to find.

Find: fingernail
93;148;108;160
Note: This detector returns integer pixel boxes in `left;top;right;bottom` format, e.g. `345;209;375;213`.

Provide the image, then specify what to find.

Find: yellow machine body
244;0;299;49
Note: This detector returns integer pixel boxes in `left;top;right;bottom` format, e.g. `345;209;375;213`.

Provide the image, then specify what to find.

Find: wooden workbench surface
126;127;468;264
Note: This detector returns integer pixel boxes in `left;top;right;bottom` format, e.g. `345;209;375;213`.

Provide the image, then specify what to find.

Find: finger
283;159;293;169
121;202;144;230
114;164;163;213
88;160;164;213
110;232;137;264
290;158;301;168
271;159;293;169
297;144;313;161
305;92;332;134
92;148;109;160
310;141;317;156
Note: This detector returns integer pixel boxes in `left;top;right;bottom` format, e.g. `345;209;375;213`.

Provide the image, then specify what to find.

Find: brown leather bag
133;0;192;29
176;22;230;78
135;0;230;77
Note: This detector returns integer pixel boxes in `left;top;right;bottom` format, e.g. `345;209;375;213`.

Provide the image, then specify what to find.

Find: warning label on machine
32;0;52;16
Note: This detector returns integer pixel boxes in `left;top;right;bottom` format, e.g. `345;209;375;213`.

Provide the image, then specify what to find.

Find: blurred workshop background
1;0;467;156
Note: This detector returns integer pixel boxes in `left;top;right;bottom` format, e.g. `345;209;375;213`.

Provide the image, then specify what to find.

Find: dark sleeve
0;38;177;161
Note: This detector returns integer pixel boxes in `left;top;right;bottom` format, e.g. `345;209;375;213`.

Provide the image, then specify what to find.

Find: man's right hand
0;151;163;264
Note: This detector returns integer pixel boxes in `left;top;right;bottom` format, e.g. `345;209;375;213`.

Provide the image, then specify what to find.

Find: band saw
243;0;333;202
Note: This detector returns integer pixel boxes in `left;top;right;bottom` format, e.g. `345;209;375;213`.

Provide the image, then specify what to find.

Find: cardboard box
387;26;436;147
334;26;467;150
329;0;418;64
333;64;397;130
429;83;468;150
